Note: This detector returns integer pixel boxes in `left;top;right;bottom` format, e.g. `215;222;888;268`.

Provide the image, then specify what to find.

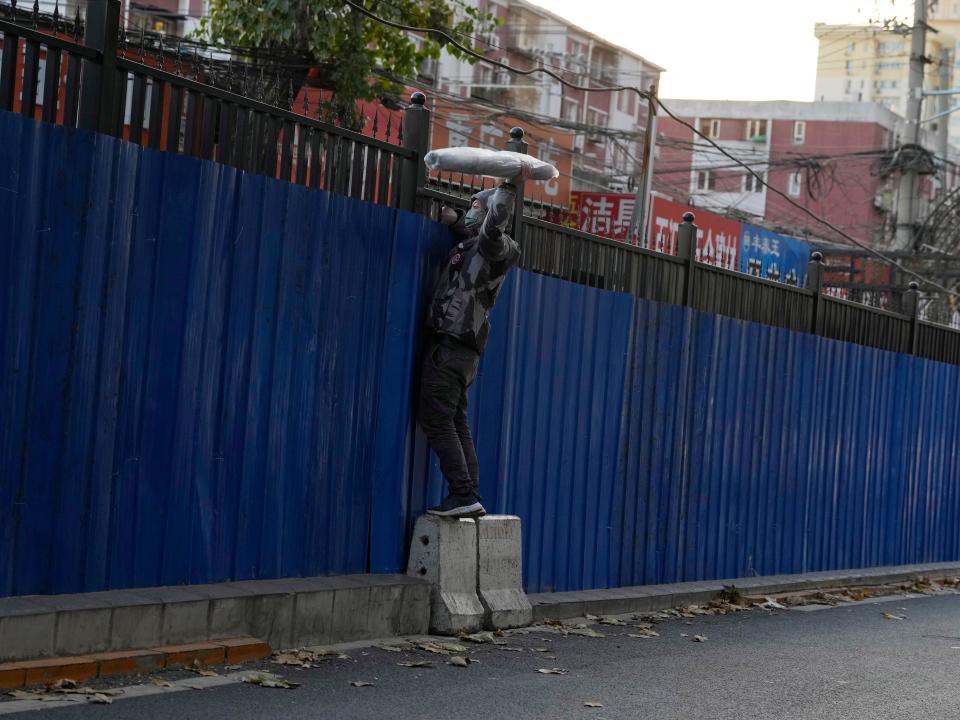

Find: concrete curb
528;561;960;621
0;574;430;663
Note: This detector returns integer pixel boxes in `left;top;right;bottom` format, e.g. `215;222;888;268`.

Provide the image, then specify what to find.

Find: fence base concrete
0;574;429;663
407;515;484;635
477;516;533;629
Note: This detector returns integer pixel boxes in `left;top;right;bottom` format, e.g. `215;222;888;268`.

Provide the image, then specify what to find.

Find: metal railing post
677;211;697;307
807;251;825;335
505;126;528;245
78;0;121;134
400;91;430;212
903;280;920;355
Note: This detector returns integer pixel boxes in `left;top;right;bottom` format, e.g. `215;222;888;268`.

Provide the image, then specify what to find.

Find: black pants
418;335;481;498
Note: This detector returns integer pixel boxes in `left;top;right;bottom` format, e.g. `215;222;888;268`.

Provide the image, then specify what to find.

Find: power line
342;0;957;296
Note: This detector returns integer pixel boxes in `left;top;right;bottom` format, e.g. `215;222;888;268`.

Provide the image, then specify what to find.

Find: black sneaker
426;493;486;518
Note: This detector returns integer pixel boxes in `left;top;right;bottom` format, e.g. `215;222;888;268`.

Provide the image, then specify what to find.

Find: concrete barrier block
0;613;56;662
407;515;483;635
109;604;162;651
291;591;335;647
476;516;532;629
54;608;112;655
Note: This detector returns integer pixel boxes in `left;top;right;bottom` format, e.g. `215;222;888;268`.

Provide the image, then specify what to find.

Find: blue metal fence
3;110;960;598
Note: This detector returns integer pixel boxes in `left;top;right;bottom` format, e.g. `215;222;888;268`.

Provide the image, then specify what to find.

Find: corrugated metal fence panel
0;111;414;596
616;302;960;587
5;110;960;598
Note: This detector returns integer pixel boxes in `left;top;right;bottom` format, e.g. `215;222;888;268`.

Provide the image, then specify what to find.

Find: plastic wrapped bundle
423;147;559;181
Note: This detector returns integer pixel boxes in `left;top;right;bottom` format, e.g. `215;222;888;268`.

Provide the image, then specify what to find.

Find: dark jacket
427;185;521;353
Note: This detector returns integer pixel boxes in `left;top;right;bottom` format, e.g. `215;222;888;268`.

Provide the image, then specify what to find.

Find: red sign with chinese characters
646;197;741;270
569;192;637;241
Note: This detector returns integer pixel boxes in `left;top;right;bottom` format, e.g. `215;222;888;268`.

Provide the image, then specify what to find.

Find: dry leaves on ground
447;656;470;667
271;648;349;668
882;612;906;620
584;701;604;708
627;626;660;639
397;660;434;669
374;644;405;653
568;627;605;638
350;681;374;688
242;674;300;690
692;635;708;642
537;668;569;675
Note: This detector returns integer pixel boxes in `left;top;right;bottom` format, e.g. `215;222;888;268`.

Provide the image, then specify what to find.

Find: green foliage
199;0;497;129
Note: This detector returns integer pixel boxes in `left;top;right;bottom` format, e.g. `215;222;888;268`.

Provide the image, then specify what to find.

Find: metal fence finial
192;46;200;81
73;3;81;40
138;25;145;63
372;109;379;139
32;0;39;28
175;38;183;75
157;34;164;69
52;0;60;35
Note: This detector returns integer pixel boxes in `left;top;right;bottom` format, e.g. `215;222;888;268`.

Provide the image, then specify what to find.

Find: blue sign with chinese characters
739;225;811;287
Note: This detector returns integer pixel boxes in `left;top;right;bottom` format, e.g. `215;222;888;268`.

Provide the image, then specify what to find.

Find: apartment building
813;19;960;147
433;0;664;199
654;100;950;248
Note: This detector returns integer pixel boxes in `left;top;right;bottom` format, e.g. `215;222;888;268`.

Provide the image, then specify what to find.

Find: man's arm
478;183;517;261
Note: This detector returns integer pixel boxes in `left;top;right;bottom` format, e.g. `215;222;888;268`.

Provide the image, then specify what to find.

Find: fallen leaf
585;614;600;621
374;644;404;653
584;701;604;708
461;631;497;644
397;660;433;668
544;619;564;627
568;628;605;638
693;635;707;643
8;690;59;702
882;612;906;621
437;642;468;653
224;665;242;670
151;680;174;688
599;616;627;626
49;679;79;691
759;597;787;610
350;681;373;688
680;633;689;638
415;641;452;655
242;674;300;690
89;694;113;705
447;656;470;667
532;647;551;652
627;628;660;639
537;668;569;675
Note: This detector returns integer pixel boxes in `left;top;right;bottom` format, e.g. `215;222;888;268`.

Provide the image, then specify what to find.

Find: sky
531;0;917;100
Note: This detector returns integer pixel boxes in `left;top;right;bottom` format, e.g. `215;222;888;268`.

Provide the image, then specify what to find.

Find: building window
793;120;806;144
848;42;856;53
743;172;765;193
696;171;715;191
745;120;767;140
788;171;803;197
845;60;852;72
700;118;721;139
564;100;579;122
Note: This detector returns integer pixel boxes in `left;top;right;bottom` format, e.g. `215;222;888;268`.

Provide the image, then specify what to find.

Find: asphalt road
11;593;960;720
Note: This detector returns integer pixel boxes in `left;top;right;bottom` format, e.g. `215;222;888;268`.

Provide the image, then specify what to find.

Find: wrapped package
423;147;559;181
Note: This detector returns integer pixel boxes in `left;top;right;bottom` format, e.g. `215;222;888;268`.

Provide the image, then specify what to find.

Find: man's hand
440;206;459;225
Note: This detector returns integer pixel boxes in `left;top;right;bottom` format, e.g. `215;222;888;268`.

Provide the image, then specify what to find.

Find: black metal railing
0;3;416;208
4;1;960;368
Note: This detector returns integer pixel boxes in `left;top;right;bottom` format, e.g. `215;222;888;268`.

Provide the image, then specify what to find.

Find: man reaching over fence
418;180;521;518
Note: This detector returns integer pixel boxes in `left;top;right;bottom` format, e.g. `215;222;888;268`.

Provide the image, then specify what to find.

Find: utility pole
628;84;658;246
894;0;929;250
937;47;951;180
